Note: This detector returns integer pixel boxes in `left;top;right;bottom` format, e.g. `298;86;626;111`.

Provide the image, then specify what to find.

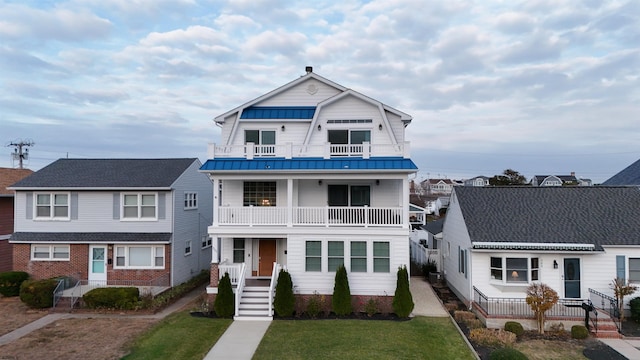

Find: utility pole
7;140;34;169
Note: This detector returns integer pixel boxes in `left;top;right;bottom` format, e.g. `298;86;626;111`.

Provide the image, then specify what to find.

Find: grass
514;339;588;360
254;317;476;360
121;311;232;360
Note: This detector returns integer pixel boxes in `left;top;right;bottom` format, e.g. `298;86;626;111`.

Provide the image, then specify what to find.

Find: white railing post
268;262;280;317
363;141;370;159
235;263;246;318
246;142;255;160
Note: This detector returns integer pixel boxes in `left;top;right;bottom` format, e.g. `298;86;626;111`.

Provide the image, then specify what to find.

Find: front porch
472;286;622;338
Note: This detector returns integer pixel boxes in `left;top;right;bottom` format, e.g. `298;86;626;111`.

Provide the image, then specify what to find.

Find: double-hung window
184;192;197;210
233;239;245;263
122;193;157;220
373;241;390;273
31;244;70;261
328;241;344;271
350;241;367;272
185;240;192;255
35;193;69;220
305;241;321;272
115;245;164;269
629;258;640;282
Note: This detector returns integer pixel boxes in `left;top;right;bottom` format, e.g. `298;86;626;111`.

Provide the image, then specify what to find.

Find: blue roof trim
240;106;316;119
200;157;418;171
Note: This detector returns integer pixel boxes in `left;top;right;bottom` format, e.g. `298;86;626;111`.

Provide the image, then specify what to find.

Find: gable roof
0;167;33;196
603;158;640;185
452;186;640;250
10;158;198;189
424;219;444;235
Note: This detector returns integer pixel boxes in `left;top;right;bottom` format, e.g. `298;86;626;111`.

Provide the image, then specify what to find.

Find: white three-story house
201;67;418;319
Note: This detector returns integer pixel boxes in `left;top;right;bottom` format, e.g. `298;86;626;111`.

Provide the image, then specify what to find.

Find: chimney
305;66;313;73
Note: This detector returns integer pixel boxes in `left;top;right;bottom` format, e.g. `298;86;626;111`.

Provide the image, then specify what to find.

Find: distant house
603;158;640;186
442;186;640;334
464;176;490;187
9;158;212;288
0;168;33;272
423;178;456;194
531;173;590;186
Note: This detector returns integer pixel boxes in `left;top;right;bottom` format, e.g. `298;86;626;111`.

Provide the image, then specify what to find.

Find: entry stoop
235;286;272;321
590;320;622;339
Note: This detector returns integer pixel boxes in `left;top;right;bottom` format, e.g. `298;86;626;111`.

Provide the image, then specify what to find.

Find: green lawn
254;317;476;360
121;311;232;360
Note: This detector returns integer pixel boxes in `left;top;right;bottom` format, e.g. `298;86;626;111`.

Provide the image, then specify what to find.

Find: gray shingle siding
10;158;198;188
453;186;640;249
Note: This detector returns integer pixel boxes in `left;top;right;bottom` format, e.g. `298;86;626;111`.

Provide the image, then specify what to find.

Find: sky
1;0;639;184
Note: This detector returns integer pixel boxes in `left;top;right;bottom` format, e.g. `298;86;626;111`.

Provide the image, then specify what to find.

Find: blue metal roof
200;157;418;172
240;106;316;119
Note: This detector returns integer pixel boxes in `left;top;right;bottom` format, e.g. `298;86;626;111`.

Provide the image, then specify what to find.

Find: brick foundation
294;294;394;315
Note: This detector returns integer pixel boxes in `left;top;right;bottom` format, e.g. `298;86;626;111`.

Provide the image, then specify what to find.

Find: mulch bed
429;279;628;360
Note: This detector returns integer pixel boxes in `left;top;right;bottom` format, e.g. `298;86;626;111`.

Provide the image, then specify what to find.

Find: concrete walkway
600;338;640;359
410;276;449;317
203;321;271;360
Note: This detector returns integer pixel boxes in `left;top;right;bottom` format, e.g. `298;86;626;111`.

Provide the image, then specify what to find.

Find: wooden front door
258;240;276;276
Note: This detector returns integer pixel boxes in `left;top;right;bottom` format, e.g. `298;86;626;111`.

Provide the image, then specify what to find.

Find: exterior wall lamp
317;124;321;131
553;260;558;269
281;125;285;131
318;180;322;186
379;124;383;130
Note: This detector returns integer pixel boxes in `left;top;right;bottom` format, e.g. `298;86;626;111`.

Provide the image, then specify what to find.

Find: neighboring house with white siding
200;67;418;320
442;186;640;335
9;158;212;289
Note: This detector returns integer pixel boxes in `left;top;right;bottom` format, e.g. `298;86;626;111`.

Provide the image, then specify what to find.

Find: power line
7;139;35;169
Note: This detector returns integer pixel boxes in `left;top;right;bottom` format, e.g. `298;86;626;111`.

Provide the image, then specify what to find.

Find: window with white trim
490;256;539;283
305;241;321;272
35;193;69;219
115;245;165;269
328;241;344;272
122;193;157;220
629;258;640;282
233;238;245;263
458;247;466;276
350;241;367;272
373;241;390;273
31;244;70;261
184;192;198;209
185;240;192;255
202;236;212;249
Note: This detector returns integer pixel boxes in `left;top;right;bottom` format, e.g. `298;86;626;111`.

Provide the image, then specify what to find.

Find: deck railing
219;263;243;285
208;142;410;159
268;262;282;317
589;288;620;332
217;206;403;227
473;286;586;318
234;263;247;318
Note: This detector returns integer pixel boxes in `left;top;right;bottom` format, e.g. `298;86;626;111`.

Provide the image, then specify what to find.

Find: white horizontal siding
258;79;341;106
442;192;473;302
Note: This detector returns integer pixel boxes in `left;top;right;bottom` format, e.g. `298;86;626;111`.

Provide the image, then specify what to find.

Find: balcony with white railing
207;141;411;159
215;205;404;227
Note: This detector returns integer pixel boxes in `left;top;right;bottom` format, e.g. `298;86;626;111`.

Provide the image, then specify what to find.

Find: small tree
214;272;234;317
393;265;414;318
526;283;559;334
611;277;638;324
332;265;352;316
274;269;295;317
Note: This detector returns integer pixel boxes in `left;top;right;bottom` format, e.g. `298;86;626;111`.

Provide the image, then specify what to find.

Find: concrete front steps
235;285;273;321
590;318;622;339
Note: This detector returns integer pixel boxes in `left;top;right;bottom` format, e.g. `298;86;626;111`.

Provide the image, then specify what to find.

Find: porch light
317;124;321;131
281;125;285;131
318;180;322;186
376;180;380;185
379;124;383;130
553;260;558;269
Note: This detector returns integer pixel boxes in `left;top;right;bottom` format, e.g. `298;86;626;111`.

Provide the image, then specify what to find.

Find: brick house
0;167;33;272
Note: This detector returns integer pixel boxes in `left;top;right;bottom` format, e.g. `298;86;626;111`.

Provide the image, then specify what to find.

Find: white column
402;177;409;228
212;178;219;226
287;178;293;227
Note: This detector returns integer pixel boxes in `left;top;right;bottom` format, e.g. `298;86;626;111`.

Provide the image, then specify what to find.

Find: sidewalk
410;276;449;317
600;338;640;359
203;321;271;360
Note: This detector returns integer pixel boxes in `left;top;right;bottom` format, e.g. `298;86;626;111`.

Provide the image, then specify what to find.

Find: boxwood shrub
489;347;528;360
0;271;30;297
504;321;524;337
20;278;57;308
571;325;589;339
83;287;140;310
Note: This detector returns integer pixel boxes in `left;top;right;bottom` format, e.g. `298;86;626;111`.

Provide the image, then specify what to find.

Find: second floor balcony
214;205;404;227
207;142;411;160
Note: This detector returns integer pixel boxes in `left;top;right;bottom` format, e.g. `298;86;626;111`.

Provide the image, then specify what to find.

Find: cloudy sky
1;0;638;183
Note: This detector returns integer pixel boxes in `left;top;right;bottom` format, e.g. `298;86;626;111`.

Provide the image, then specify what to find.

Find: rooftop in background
0;167;33;196
603;158;640;186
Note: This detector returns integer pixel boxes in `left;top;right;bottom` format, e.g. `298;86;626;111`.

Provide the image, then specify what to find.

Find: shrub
306;292;324;318
145;270;209;310
469;328;517;348
393;265;414;318
83;287;140;310
274;269;295;317
504;321;524;337
630;297;640;322
332;265;352;316
214;272;234;317
421;259;437;279
465;318;484;330
454;310;477;323
549;322;565;334
489;347;528;360
571;325;589;339
19;279;57;308
364;298;378;317
526;282;559;334
0;271;30;297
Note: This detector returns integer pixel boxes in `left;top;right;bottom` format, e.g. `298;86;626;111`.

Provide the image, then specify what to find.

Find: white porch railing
217;206;403;227
219;263;243;285
269;262;282;317
234;263;247;317
207;142;410;159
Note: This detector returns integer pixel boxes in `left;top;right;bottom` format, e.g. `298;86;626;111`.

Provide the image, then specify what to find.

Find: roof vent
305;66;313;73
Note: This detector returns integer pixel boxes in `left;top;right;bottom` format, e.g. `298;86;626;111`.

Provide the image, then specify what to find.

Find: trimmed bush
83;287;140;310
504;321;524;337
0;271;30;297
393;265;414;318
630;297;640;322
469;328;517;348
214;272;234;317
19;279;57;308
571;325;589;339
274;269;295;317
489;347;528;360
332;265;352;316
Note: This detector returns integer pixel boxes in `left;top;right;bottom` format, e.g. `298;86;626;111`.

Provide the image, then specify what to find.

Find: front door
258;240;276;276
564;258;581;298
89;245;107;284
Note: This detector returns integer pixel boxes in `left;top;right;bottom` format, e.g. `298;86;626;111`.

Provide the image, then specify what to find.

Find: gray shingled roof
424;219;444;234
453;186;640;249
603;158;640;186
10;232;171;243
10;158;197;188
